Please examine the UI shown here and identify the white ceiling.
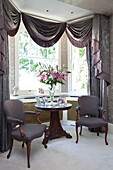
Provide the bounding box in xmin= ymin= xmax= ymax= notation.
xmin=11 ymin=0 xmax=113 ymax=22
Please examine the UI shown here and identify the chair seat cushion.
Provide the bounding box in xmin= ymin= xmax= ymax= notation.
xmin=76 ymin=117 xmax=107 ymax=128
xmin=11 ymin=124 xmax=46 ymax=142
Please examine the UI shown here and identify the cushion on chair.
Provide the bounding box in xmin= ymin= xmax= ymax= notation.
xmin=76 ymin=117 xmax=107 ymax=128
xmin=11 ymin=124 xmax=46 ymax=142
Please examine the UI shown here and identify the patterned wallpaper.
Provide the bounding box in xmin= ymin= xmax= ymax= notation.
xmin=9 ymin=36 xmax=15 ymax=94
xmin=108 ymin=15 xmax=113 ymax=123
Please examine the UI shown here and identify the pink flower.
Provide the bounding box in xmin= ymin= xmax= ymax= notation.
xmin=51 ymin=71 xmax=56 ymax=78
xmin=36 ymin=67 xmax=40 ymax=76
xmin=40 ymin=73 xmax=47 ymax=81
xmin=57 ymin=73 xmax=64 ymax=82
xmin=62 ymin=72 xmax=67 ymax=80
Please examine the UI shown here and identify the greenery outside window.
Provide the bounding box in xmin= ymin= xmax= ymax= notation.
xmin=68 ymin=42 xmax=88 ymax=96
xmin=15 ymin=26 xmax=60 ymax=95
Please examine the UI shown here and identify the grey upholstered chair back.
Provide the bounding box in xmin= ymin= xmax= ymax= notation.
xmin=78 ymin=95 xmax=100 ymax=117
xmin=4 ymin=99 xmax=25 ymax=128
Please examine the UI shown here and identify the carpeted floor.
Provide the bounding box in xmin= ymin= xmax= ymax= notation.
xmin=0 ymin=123 xmax=113 ymax=170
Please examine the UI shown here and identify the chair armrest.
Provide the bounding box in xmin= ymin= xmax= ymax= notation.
xmin=98 ymin=106 xmax=104 ymax=112
xmin=7 ymin=116 xmax=23 ymax=124
xmin=76 ymin=106 xmax=80 ymax=111
xmin=7 ymin=116 xmax=25 ymax=138
xmin=24 ymin=111 xmax=42 ymax=124
xmin=24 ymin=111 xmax=37 ymax=115
xmin=76 ymin=106 xmax=80 ymax=121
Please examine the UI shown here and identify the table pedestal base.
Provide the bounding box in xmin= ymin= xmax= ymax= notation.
xmin=44 ymin=111 xmax=72 ymax=143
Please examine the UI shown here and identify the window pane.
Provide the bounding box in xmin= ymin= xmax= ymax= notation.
xmin=48 ymin=46 xmax=56 ymax=59
xmin=19 ymin=58 xmax=29 ymax=73
xmin=18 ymin=30 xmax=59 ymax=92
xmin=39 ymin=48 xmax=47 ymax=58
xmin=72 ymin=47 xmax=88 ymax=95
xmin=19 ymin=31 xmax=29 ymax=57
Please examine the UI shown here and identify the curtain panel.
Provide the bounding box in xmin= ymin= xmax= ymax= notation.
xmin=92 ymin=14 xmax=110 ymax=85
xmin=0 ymin=0 xmax=20 ymax=152
xmin=0 ymin=0 xmax=21 ymax=75
xmin=66 ymin=18 xmax=93 ymax=48
xmin=22 ymin=13 xmax=66 ymax=47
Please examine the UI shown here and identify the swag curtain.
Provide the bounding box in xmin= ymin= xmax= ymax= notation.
xmin=66 ymin=18 xmax=93 ymax=48
xmin=22 ymin=13 xmax=66 ymax=47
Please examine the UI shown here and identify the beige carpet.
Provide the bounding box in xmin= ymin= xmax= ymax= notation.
xmin=0 ymin=123 xmax=113 ymax=170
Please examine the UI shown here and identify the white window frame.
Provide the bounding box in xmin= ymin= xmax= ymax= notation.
xmin=15 ymin=23 xmax=61 ymax=96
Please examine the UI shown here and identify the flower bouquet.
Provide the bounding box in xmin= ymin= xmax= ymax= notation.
xmin=36 ymin=63 xmax=71 ymax=102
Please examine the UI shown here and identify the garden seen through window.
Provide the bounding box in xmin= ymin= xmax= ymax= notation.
xmin=71 ymin=46 xmax=88 ymax=95
xmin=18 ymin=30 xmax=59 ymax=92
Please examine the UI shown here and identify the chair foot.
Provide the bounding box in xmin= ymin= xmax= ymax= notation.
xmin=22 ymin=142 xmax=24 ymax=148
xmin=79 ymin=126 xmax=82 ymax=136
xmin=105 ymin=141 xmax=108 ymax=145
xmin=105 ymin=125 xmax=108 ymax=145
xmin=76 ymin=140 xmax=78 ymax=144
xmin=96 ymin=128 xmax=99 ymax=136
xmin=43 ymin=130 xmax=48 ymax=149
xmin=76 ymin=124 xmax=79 ymax=144
xmin=97 ymin=132 xmax=99 ymax=136
xmin=7 ymin=139 xmax=13 ymax=159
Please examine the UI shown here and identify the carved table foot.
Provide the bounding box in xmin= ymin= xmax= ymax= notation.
xmin=42 ymin=111 xmax=72 ymax=143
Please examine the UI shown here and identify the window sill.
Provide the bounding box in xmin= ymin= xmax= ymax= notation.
xmin=10 ymin=93 xmax=78 ymax=103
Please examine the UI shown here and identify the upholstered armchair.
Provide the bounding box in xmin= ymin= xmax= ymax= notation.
xmin=4 ymin=99 xmax=47 ymax=168
xmin=75 ymin=95 xmax=108 ymax=145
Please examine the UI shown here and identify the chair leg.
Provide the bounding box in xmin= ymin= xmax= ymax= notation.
xmin=43 ymin=130 xmax=47 ymax=149
xmin=79 ymin=126 xmax=82 ymax=135
xmin=22 ymin=142 xmax=24 ymax=148
xmin=7 ymin=138 xmax=13 ymax=159
xmin=96 ymin=128 xmax=99 ymax=136
xmin=76 ymin=124 xmax=79 ymax=144
xmin=105 ymin=125 xmax=108 ymax=145
xmin=26 ymin=141 xmax=31 ymax=168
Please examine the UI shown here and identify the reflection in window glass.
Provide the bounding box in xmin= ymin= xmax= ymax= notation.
xmin=19 ymin=30 xmax=59 ymax=90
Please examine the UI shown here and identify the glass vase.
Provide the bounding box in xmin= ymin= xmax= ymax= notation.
xmin=49 ymin=85 xmax=55 ymax=103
